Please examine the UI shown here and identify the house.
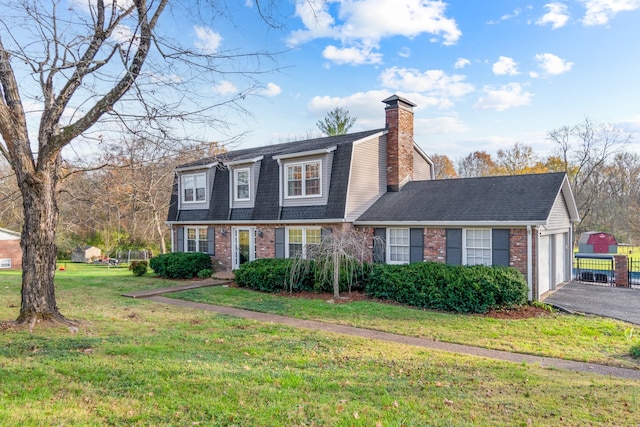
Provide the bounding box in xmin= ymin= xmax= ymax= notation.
xmin=71 ymin=246 xmax=102 ymax=263
xmin=167 ymin=95 xmax=580 ymax=301
xmin=0 ymin=227 xmax=21 ymax=269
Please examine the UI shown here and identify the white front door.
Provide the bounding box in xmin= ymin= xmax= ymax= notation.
xmin=232 ymin=227 xmax=255 ymax=270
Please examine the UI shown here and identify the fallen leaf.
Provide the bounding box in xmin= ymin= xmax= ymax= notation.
xmin=444 ymin=399 xmax=454 ymax=406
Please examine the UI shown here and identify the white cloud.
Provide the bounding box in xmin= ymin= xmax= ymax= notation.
xmin=288 ymin=0 xmax=461 ymax=49
xmin=398 ymin=47 xmax=411 ymax=58
xmin=194 ymin=25 xmax=222 ymax=54
xmin=473 ymin=83 xmax=532 ymax=111
xmin=454 ymin=57 xmax=470 ymax=69
xmin=534 ymin=53 xmax=573 ymax=75
xmin=379 ymin=67 xmax=474 ymax=100
xmin=492 ymin=56 xmax=520 ymax=76
xmin=322 ymin=45 xmax=383 ymax=65
xmin=415 ymin=116 xmax=470 ymax=134
xmin=487 ymin=8 xmax=522 ymax=24
xmin=536 ymin=2 xmax=570 ymax=29
xmin=258 ymin=83 xmax=282 ymax=97
xmin=579 ymin=0 xmax=640 ymax=25
xmin=213 ymin=80 xmax=237 ymax=95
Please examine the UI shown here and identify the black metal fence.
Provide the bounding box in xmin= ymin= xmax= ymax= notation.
xmin=572 ymin=254 xmax=640 ymax=289
xmin=629 ymin=258 xmax=640 ymax=289
xmin=573 ymin=255 xmax=615 ymax=286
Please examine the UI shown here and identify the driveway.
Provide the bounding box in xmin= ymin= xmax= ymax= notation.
xmin=543 ymin=282 xmax=640 ymax=325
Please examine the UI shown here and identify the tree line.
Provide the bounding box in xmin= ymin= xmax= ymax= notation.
xmin=432 ymin=118 xmax=637 ymax=243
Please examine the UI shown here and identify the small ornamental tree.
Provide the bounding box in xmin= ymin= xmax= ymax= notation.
xmin=290 ymin=228 xmax=379 ymax=299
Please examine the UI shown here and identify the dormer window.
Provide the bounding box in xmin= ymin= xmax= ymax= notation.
xmin=182 ymin=173 xmax=206 ymax=203
xmin=286 ymin=160 xmax=321 ymax=198
xmin=234 ymin=168 xmax=250 ymax=201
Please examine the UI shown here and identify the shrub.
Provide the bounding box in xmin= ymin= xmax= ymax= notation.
xmin=235 ymin=258 xmax=315 ymax=293
xmin=149 ymin=252 xmax=212 ymax=279
xmin=129 ymin=260 xmax=148 ymax=277
xmin=364 ymin=262 xmax=528 ymax=314
xmin=630 ymin=344 xmax=640 ymax=359
xmin=197 ymin=269 xmax=213 ymax=279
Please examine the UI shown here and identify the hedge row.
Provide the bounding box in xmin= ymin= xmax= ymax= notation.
xmin=363 ymin=262 xmax=528 ymax=313
xmin=234 ymin=258 xmax=366 ymax=294
xmin=149 ymin=252 xmax=212 ymax=279
xmin=235 ymin=258 xmax=528 ymax=313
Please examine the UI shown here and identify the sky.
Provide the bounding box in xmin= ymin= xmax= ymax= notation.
xmin=4 ymin=0 xmax=640 ymax=163
xmin=189 ymin=0 xmax=640 ymax=161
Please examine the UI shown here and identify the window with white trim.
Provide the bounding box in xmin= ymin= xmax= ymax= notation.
xmin=182 ymin=173 xmax=206 ymax=203
xmin=186 ymin=227 xmax=208 ymax=253
xmin=464 ymin=229 xmax=491 ymax=266
xmin=0 ymin=258 xmax=11 ymax=268
xmin=285 ymin=161 xmax=321 ymax=198
xmin=286 ymin=227 xmax=321 ymax=259
xmin=387 ymin=228 xmax=410 ymax=264
xmin=234 ymin=168 xmax=250 ymax=201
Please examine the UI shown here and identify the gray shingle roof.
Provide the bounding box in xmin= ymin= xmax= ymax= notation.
xmin=356 ymin=172 xmax=568 ymax=223
xmin=168 ymin=129 xmax=383 ymax=222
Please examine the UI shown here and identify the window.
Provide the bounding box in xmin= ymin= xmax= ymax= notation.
xmin=186 ymin=227 xmax=208 ymax=253
xmin=286 ymin=227 xmax=321 ymax=258
xmin=234 ymin=168 xmax=250 ymax=201
xmin=387 ymin=228 xmax=410 ymax=264
xmin=286 ymin=161 xmax=321 ymax=198
xmin=182 ymin=173 xmax=206 ymax=203
xmin=0 ymin=258 xmax=11 ymax=268
xmin=465 ymin=229 xmax=491 ymax=266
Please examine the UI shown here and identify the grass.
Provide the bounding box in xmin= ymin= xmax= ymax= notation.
xmin=0 ymin=265 xmax=639 ymax=426
xmin=171 ymin=285 xmax=640 ymax=369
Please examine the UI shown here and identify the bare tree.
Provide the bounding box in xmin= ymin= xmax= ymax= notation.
xmin=494 ymin=142 xmax=548 ymax=175
xmin=547 ymin=118 xmax=631 ymax=233
xmin=0 ymin=0 xmax=280 ymax=327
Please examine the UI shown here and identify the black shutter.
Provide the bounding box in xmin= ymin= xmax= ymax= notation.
xmin=492 ymin=229 xmax=510 ymax=267
xmin=176 ymin=227 xmax=184 ymax=253
xmin=275 ymin=228 xmax=285 ymax=259
xmin=373 ymin=228 xmax=386 ymax=263
xmin=446 ymin=228 xmax=462 ymax=265
xmin=410 ymin=228 xmax=424 ymax=263
xmin=207 ymin=227 xmax=215 ymax=255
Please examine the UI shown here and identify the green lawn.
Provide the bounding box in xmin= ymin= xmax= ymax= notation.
xmin=1 ymin=265 xmax=639 ymax=426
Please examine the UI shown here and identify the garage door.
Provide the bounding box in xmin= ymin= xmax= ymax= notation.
xmin=539 ymin=235 xmax=551 ymax=295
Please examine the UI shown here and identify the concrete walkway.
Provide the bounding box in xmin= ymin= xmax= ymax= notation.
xmin=122 ymin=281 xmax=640 ymax=381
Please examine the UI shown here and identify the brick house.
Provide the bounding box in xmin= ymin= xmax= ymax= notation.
xmin=0 ymin=227 xmax=22 ymax=270
xmin=167 ymin=95 xmax=579 ymax=301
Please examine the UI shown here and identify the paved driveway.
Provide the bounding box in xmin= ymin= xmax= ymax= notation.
xmin=543 ymin=282 xmax=640 ymax=325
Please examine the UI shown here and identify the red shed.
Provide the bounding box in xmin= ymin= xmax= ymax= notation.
xmin=578 ymin=232 xmax=618 ymax=254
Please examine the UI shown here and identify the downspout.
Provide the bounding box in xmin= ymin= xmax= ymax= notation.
xmin=527 ymin=225 xmax=533 ymax=301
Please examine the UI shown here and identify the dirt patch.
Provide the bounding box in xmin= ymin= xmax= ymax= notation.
xmin=478 ymin=304 xmax=554 ymax=320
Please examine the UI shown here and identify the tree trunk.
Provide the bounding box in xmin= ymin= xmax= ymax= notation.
xmin=153 ymin=209 xmax=167 ymax=254
xmin=15 ymin=158 xmax=69 ymax=325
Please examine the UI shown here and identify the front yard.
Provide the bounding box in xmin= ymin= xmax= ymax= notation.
xmin=1 ymin=265 xmax=639 ymax=426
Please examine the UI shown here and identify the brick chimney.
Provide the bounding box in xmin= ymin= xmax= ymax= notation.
xmin=383 ymin=95 xmax=416 ymax=192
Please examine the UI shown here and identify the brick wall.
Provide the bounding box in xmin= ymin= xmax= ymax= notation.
xmin=509 ymin=228 xmax=528 ymax=275
xmin=385 ymin=102 xmax=414 ymax=191
xmin=424 ymin=228 xmax=446 ymax=262
xmin=0 ymin=240 xmax=22 ymax=269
